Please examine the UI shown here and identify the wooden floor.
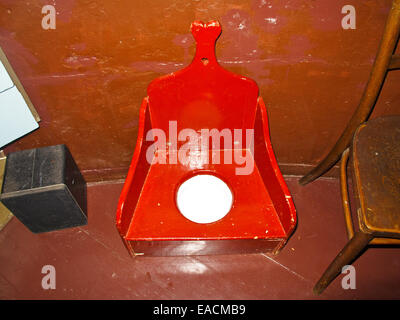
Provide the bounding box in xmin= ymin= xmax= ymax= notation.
xmin=0 ymin=176 xmax=399 ymax=300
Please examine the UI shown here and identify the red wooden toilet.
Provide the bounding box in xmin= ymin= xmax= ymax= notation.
xmin=116 ymin=21 xmax=296 ymax=256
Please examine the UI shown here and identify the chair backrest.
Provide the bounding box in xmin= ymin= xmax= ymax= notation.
xmin=147 ymin=21 xmax=259 ymax=135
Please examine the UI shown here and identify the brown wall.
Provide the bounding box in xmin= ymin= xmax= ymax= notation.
xmin=1 ymin=0 xmax=399 ymax=182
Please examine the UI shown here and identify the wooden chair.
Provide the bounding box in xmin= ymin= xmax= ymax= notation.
xmin=313 ymin=116 xmax=400 ymax=294
xmin=299 ymin=0 xmax=400 ymax=186
xmin=297 ymin=0 xmax=400 ymax=294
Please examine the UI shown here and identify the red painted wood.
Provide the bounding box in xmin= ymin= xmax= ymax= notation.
xmin=116 ymin=21 xmax=296 ymax=256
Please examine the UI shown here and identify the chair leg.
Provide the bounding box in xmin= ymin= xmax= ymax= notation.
xmin=313 ymin=231 xmax=373 ymax=295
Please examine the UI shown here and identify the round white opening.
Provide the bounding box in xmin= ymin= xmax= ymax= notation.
xmin=176 ymin=174 xmax=233 ymax=224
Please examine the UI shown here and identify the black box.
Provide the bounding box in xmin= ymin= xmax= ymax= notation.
xmin=0 ymin=145 xmax=87 ymax=233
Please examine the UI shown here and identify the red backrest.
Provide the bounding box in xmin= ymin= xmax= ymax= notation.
xmin=147 ymin=21 xmax=259 ymax=134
